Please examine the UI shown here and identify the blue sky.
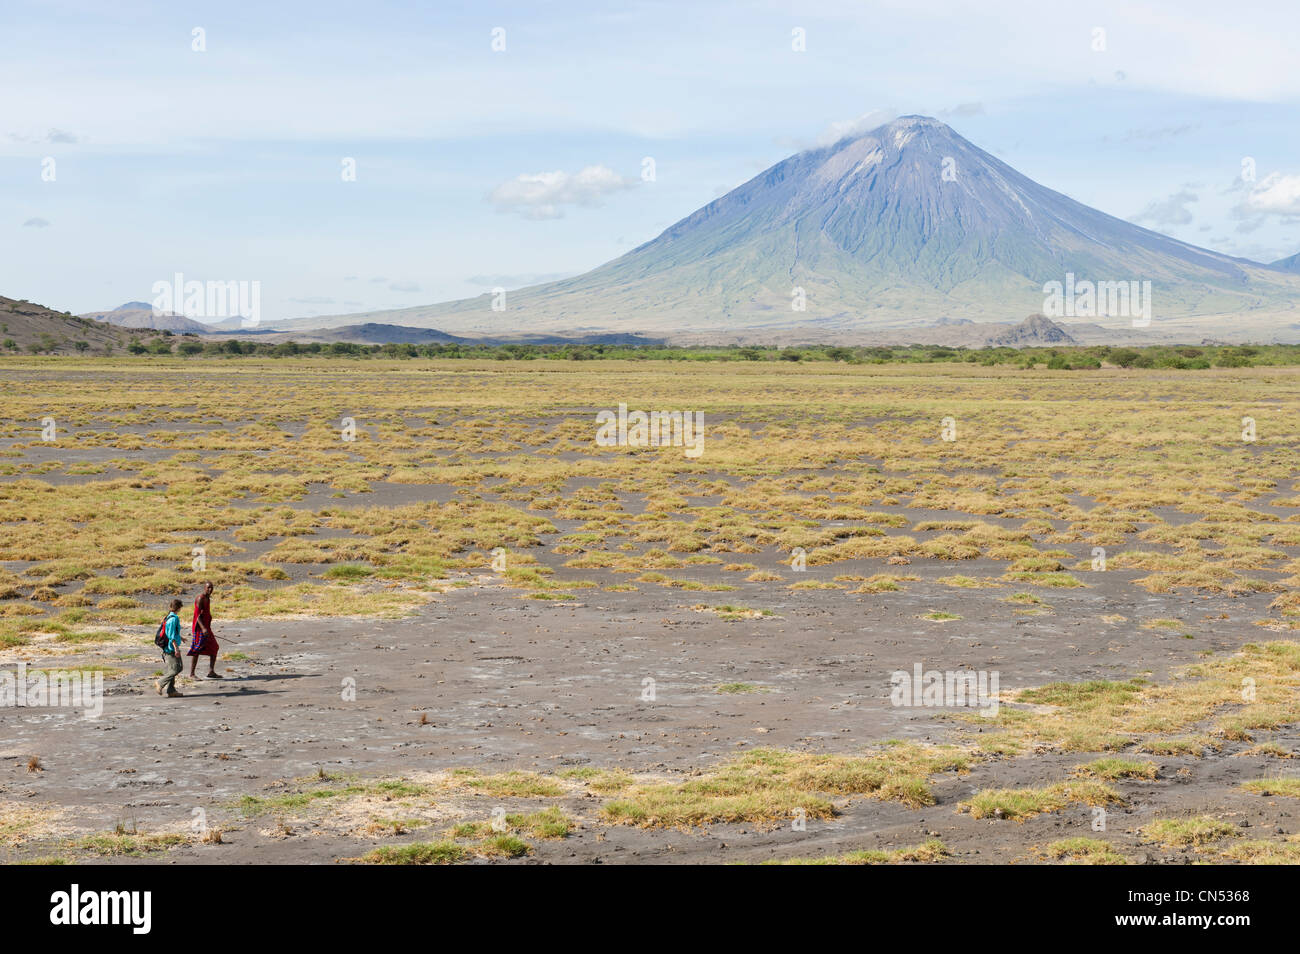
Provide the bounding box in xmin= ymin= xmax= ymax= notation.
xmin=3 ymin=0 xmax=1300 ymax=322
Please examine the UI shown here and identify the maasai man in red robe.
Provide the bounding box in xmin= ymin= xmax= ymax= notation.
xmin=187 ymin=581 xmax=221 ymax=679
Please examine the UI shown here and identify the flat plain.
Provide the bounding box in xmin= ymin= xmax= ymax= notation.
xmin=2 ymin=357 xmax=1299 ymax=865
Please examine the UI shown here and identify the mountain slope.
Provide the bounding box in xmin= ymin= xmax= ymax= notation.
xmin=274 ymin=115 xmax=1300 ymax=343
xmin=1271 ymin=251 xmax=1300 ymax=273
xmin=1 ymin=297 xmax=131 ymax=353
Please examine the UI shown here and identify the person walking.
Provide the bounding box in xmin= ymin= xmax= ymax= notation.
xmin=155 ymin=598 xmax=185 ymax=698
xmin=187 ymin=581 xmax=222 ymax=679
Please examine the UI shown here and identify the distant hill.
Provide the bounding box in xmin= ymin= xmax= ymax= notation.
xmin=734 ymin=314 xmax=1127 ymax=348
xmin=0 ymin=299 xmax=666 ymax=353
xmin=982 ymin=314 xmax=1078 ymax=348
xmin=214 ymin=322 xmax=664 ymax=347
xmin=302 ymin=323 xmax=466 ymax=345
xmin=203 ymin=316 xmax=258 ymax=332
xmin=265 ymin=115 xmax=1300 ymax=344
xmin=81 ymin=302 xmax=212 ymax=334
xmin=1271 ymin=252 xmax=1300 ymax=273
xmin=1 ymin=297 xmax=130 ymax=354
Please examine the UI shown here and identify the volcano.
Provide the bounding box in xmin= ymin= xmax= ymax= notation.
xmin=275 ymin=116 xmax=1300 ymax=343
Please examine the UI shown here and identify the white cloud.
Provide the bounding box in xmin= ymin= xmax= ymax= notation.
xmin=1241 ymin=173 xmax=1300 ymax=218
xmin=22 ymin=217 xmax=50 ymax=227
xmin=814 ymin=109 xmax=897 ymax=148
xmin=1133 ymin=189 xmax=1199 ymax=226
xmin=488 ymin=165 xmax=637 ymax=220
xmin=772 ymin=108 xmax=897 ymax=152
xmin=8 ymin=128 xmax=80 ymax=144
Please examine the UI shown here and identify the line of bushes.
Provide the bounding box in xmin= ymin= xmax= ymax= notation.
xmin=10 ymin=336 xmax=1295 ymax=368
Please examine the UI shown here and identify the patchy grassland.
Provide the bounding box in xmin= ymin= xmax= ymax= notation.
xmin=4 ymin=357 xmax=1300 ymax=864
xmin=3 ymin=358 xmax=1300 ymax=646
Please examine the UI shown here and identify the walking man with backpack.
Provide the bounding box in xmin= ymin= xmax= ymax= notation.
xmin=155 ymin=598 xmax=185 ymax=698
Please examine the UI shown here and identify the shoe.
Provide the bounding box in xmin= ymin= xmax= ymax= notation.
xmin=206 ymin=672 xmax=222 ymax=679
xmin=166 ymin=691 xmax=184 ymax=698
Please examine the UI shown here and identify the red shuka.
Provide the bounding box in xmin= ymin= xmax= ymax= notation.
xmin=187 ymin=592 xmax=218 ymax=657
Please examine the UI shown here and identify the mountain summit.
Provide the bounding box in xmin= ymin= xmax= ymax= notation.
xmin=279 ymin=116 xmax=1300 ymax=342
